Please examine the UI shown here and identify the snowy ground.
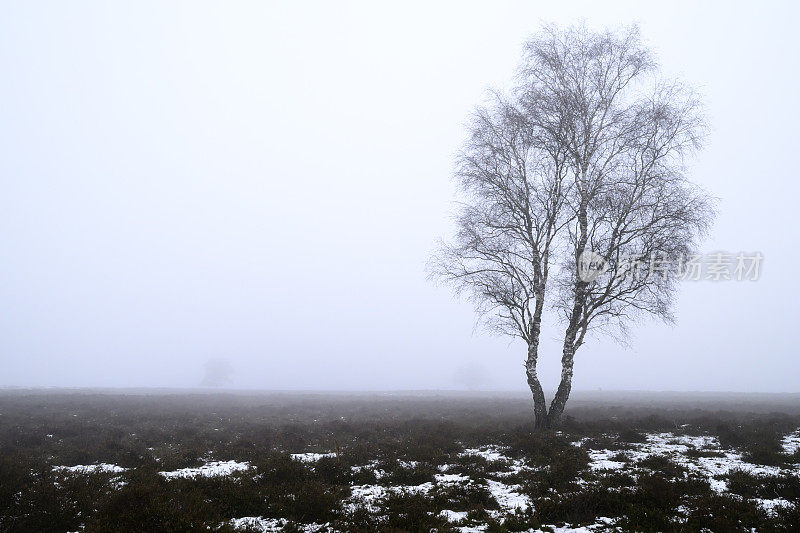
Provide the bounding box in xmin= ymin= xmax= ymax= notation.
xmin=577 ymin=432 xmax=795 ymax=492
xmin=783 ymin=429 xmax=800 ymax=455
xmin=237 ymin=430 xmax=798 ymax=532
xmin=50 ymin=429 xmax=800 ymax=532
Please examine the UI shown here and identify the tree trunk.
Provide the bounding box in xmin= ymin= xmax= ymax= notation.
xmin=525 ymin=292 xmax=548 ymax=429
xmin=525 ymin=343 xmax=548 ymax=429
xmin=547 ymin=334 xmax=576 ymax=428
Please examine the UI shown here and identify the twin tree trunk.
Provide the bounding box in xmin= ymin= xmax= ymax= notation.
xmin=526 ymin=203 xmax=587 ymax=429
xmin=525 ymin=336 xmax=576 ymax=429
xmin=524 ymin=290 xmax=581 ymax=429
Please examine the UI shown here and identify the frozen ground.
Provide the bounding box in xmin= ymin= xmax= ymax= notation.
xmin=157 ymin=429 xmax=799 ymax=531
xmin=6 ymin=392 xmax=800 ymax=531
xmin=50 ymin=429 xmax=800 ymax=531
xmin=577 ymin=432 xmax=796 ymax=493
xmin=783 ymin=429 xmax=800 ymax=455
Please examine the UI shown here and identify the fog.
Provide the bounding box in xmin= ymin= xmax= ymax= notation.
xmin=1 ymin=1 xmax=798 ymax=392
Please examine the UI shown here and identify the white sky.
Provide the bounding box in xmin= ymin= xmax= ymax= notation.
xmin=1 ymin=1 xmax=799 ymax=392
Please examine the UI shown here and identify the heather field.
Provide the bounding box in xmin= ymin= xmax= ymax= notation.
xmin=1 ymin=391 xmax=799 ymax=532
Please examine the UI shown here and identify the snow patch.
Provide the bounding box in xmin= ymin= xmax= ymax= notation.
xmin=53 ymin=463 xmax=127 ymax=474
xmin=534 ymin=516 xmax=617 ymax=532
xmin=782 ymin=430 xmax=800 ymax=456
xmin=579 ymin=432 xmax=796 ymax=493
xmin=755 ymin=497 xmax=795 ymax=515
xmin=436 ymin=473 xmax=471 ymax=484
xmin=486 ymin=479 xmax=531 ymax=513
xmin=291 ymin=452 xmax=336 ymax=463
xmin=227 ymin=517 xmax=328 ymax=532
xmin=461 ymin=445 xmax=508 ymax=462
xmin=440 ymin=509 xmax=469 ymax=523
xmin=345 ymin=481 xmax=435 ymax=513
xmin=460 ymin=445 xmax=530 ymax=477
xmin=586 ymin=449 xmax=626 ymax=471
xmin=159 ymin=460 xmax=250 ymax=479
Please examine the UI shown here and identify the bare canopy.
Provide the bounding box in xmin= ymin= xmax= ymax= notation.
xmin=430 ymin=24 xmax=713 ymax=428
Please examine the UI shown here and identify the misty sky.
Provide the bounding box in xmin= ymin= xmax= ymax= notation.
xmin=1 ymin=1 xmax=799 ymax=392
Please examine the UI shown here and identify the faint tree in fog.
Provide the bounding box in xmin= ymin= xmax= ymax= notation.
xmin=431 ymin=24 xmax=713 ymax=428
xmin=201 ymin=358 xmax=234 ymax=387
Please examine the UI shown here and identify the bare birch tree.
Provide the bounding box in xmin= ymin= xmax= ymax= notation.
xmin=431 ymin=24 xmax=713 ymax=429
